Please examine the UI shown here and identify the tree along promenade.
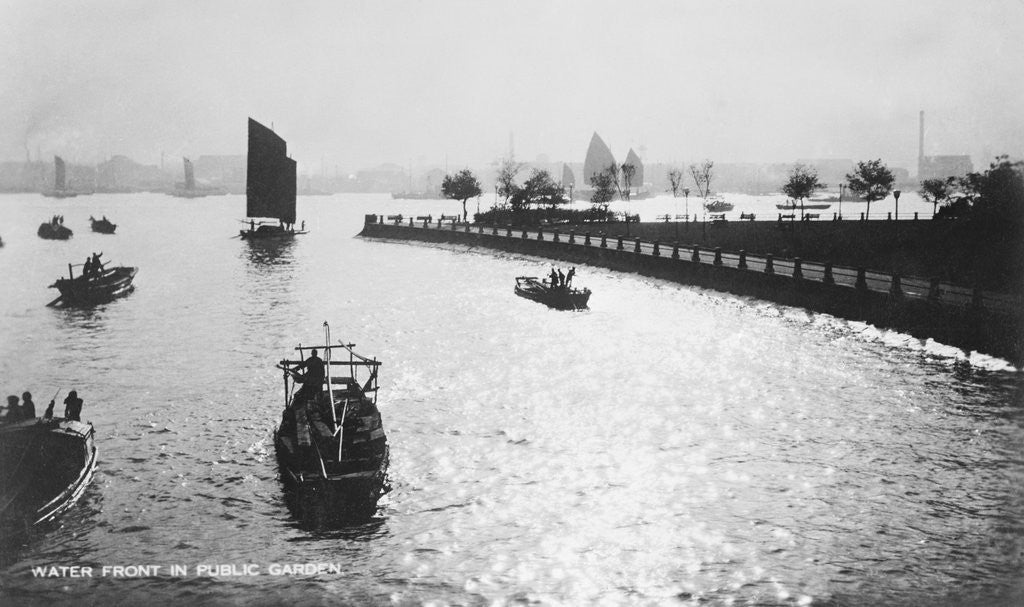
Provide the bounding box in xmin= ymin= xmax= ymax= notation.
xmin=361 ymin=215 xmax=1024 ymax=367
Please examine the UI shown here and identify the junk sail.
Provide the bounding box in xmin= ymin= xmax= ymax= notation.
xmin=183 ymin=157 xmax=196 ymax=191
xmin=55 ymin=156 xmax=67 ymax=191
xmin=247 ymin=118 xmax=297 ymax=225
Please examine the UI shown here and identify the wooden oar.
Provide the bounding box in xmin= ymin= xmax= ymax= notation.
xmin=45 ymin=295 xmax=64 ymax=307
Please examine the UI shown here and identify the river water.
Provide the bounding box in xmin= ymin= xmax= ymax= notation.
xmin=1 ymin=193 xmax=1022 ymax=606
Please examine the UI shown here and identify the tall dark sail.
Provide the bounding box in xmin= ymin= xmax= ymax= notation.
xmin=246 ymin=118 xmax=297 ymax=224
xmin=183 ymin=157 xmax=196 ymax=191
xmin=54 ymin=156 xmax=67 ymax=191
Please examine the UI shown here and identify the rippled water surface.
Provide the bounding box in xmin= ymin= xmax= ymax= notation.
xmin=1 ymin=193 xmax=1023 ymax=606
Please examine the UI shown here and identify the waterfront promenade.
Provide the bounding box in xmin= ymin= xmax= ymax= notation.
xmin=361 ymin=215 xmax=1023 ymax=366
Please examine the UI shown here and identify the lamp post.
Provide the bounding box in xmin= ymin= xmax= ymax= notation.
xmin=893 ymin=189 xmax=901 ymax=238
xmin=683 ymin=187 xmax=690 ymax=221
xmin=838 ymin=184 xmax=845 ymax=220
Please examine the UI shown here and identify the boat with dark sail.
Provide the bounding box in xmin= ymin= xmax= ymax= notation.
xmin=515 ymin=276 xmax=591 ymax=310
xmin=48 ymin=258 xmax=137 ymax=307
xmin=38 ymin=217 xmax=73 ymax=240
xmin=0 ymin=416 xmax=98 ymax=531
xmin=41 ymin=156 xmax=78 ymax=198
xmin=240 ymin=118 xmax=306 ymax=239
xmin=89 ymin=215 xmax=117 ymax=234
xmin=274 ymin=323 xmax=389 ymax=526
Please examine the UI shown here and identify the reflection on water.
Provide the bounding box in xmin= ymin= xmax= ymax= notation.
xmin=0 ymin=193 xmax=1022 ymax=606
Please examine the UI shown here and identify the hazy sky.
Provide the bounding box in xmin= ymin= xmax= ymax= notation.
xmin=2 ymin=0 xmax=1022 ymax=173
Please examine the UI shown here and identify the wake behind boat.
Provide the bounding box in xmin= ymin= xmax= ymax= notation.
xmin=48 ymin=257 xmax=137 ymax=307
xmin=274 ymin=324 xmax=389 ymax=526
xmin=515 ymin=276 xmax=591 ymax=310
xmin=239 ymin=118 xmax=307 ymax=240
xmin=0 ymin=417 xmax=98 ymax=531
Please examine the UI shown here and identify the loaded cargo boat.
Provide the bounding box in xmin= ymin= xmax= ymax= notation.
xmin=274 ymin=323 xmax=389 ymax=526
xmin=239 ymin=118 xmax=307 ymax=240
xmin=515 ymin=276 xmax=591 ymax=310
xmin=0 ymin=417 xmax=98 ymax=531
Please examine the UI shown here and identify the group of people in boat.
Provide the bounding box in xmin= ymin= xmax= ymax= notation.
xmin=546 ymin=266 xmax=577 ymax=290
xmin=1 ymin=390 xmax=84 ymax=423
xmin=80 ymin=252 xmax=105 ymax=279
xmin=50 ymin=215 xmax=65 ymax=226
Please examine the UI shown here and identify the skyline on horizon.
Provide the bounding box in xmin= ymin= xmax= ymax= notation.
xmin=2 ymin=1 xmax=1022 ymax=174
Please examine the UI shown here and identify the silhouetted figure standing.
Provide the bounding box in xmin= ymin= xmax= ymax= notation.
xmin=4 ymin=395 xmax=20 ymax=422
xmin=91 ymin=252 xmax=103 ymax=275
xmin=21 ymin=391 xmax=35 ymax=418
xmin=566 ymin=267 xmax=575 ymax=288
xmin=44 ymin=399 xmax=55 ymax=419
xmin=549 ymin=268 xmax=558 ymax=288
xmin=558 ymin=269 xmax=566 ymax=288
xmin=64 ymin=390 xmax=83 ymax=421
xmin=293 ymin=349 xmax=326 ymax=406
xmin=83 ymin=257 xmax=93 ymax=279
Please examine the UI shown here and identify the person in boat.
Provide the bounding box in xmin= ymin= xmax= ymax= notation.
xmin=250 ymin=219 xmax=255 ymax=232
xmin=82 ymin=256 xmax=93 ymax=279
xmin=21 ymin=391 xmax=35 ymax=418
xmin=557 ymin=268 xmax=566 ymax=288
xmin=291 ymin=349 xmax=325 ymax=406
xmin=301 ymin=220 xmax=305 ymax=231
xmin=566 ymin=267 xmax=575 ymax=288
xmin=63 ymin=390 xmax=83 ymax=421
xmin=549 ymin=268 xmax=558 ymax=288
xmin=44 ymin=398 xmax=55 ymax=419
xmin=3 ymin=395 xmax=21 ymax=422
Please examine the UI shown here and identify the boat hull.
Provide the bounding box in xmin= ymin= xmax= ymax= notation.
xmin=38 ymin=224 xmax=73 ymax=240
xmin=274 ymin=392 xmax=389 ymax=527
xmin=514 ymin=277 xmax=591 ymax=310
xmin=0 ymin=419 xmax=98 ymax=529
xmin=239 ymin=228 xmax=306 ymax=240
xmin=50 ymin=266 xmax=137 ymax=307
xmin=776 ymin=203 xmax=831 ymax=210
xmin=90 ymin=220 xmax=117 ymax=234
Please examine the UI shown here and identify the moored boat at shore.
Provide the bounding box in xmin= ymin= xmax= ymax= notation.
xmin=776 ymin=201 xmax=831 ymax=210
xmin=514 ymin=276 xmax=591 ymax=310
xmin=0 ymin=417 xmax=98 ymax=530
xmin=274 ymin=324 xmax=389 ymax=526
xmin=48 ymin=259 xmax=137 ymax=307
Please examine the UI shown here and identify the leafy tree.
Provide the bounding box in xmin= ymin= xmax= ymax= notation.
xmin=496 ymin=158 xmax=524 ymax=207
xmin=689 ymin=159 xmax=714 ymax=200
xmin=918 ymin=176 xmax=957 ymax=217
xmin=781 ymin=164 xmax=824 ymax=220
xmin=520 ymin=169 xmax=567 ymax=209
xmin=589 ymin=164 xmax=617 ymax=211
xmin=846 ymin=159 xmax=894 ymax=219
xmin=441 ymin=169 xmax=482 ymax=221
xmin=957 ymin=155 xmax=1024 ymax=226
xmin=667 ymin=167 xmax=684 ymax=197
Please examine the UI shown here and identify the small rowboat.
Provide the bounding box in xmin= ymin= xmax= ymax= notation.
xmin=515 ymin=276 xmax=591 ymax=310
xmin=38 ymin=222 xmax=73 ymax=240
xmin=0 ymin=418 xmax=98 ymax=529
xmin=90 ymin=216 xmax=117 ymax=234
xmin=48 ymin=263 xmax=137 ymax=307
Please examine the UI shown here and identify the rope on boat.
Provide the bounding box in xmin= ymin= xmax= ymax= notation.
xmin=323 ymin=322 xmax=343 ymax=462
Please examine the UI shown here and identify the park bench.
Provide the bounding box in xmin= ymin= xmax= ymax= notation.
xmin=803 ymin=213 xmax=820 ymax=221
xmin=656 ymin=214 xmax=672 ymax=222
xmin=386 ymin=214 xmax=403 ymax=223
xmin=414 ymin=215 xmax=432 ymax=222
xmin=710 ymin=213 xmax=727 ymax=222
xmin=778 ymin=214 xmax=795 ymax=221
xmin=439 ymin=214 xmax=459 ymax=223
xmin=675 ymin=214 xmax=689 ymax=221
xmin=740 ymin=212 xmax=756 ymax=221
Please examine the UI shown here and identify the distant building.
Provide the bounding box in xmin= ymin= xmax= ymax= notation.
xmin=918 ymin=155 xmax=973 ymax=181
xmin=195 ymin=155 xmax=246 ymax=192
xmin=918 ymin=110 xmax=973 ymax=180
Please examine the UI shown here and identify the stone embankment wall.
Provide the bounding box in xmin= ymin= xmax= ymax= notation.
xmin=360 ymin=215 xmax=1023 ymax=367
